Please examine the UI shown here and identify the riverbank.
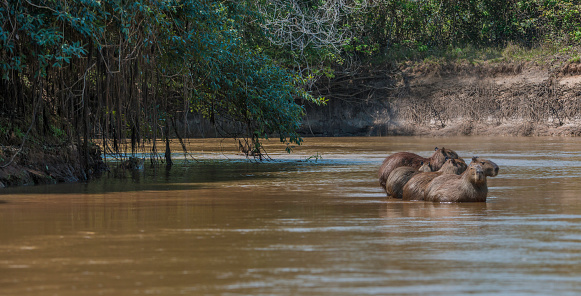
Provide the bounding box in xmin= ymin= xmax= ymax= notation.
xmin=0 ymin=144 xmax=106 ymax=188
xmin=300 ymin=55 xmax=581 ymax=137
xmin=170 ymin=50 xmax=581 ymax=138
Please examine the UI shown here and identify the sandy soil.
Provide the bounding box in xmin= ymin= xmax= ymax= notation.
xmin=302 ymin=61 xmax=581 ymax=137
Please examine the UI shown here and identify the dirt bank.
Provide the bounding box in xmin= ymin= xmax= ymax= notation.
xmin=300 ymin=61 xmax=581 ymax=137
xmin=167 ymin=60 xmax=581 ymax=138
xmin=0 ymin=144 xmax=107 ymax=188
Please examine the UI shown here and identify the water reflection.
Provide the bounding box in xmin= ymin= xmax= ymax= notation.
xmin=383 ymin=201 xmax=489 ymax=218
xmin=2 ymin=137 xmax=581 ymax=295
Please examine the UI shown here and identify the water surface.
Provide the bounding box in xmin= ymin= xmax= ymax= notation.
xmin=2 ymin=136 xmax=581 ymax=295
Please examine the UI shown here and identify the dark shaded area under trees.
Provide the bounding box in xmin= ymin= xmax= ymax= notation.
xmin=0 ymin=0 xmax=323 ymax=181
xmin=1 ymin=0 xmax=580 ymax=184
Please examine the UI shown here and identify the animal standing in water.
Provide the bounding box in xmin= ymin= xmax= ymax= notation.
xmin=424 ymin=157 xmax=499 ymax=201
xmin=378 ymin=147 xmax=460 ymax=193
xmin=425 ymin=163 xmax=488 ymax=202
xmin=402 ymin=158 xmax=469 ymax=201
xmin=385 ymin=162 xmax=432 ymax=199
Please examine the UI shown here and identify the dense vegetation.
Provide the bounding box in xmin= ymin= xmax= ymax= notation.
xmin=1 ymin=0 xmax=580 ymax=174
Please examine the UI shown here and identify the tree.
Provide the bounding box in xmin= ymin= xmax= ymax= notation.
xmin=0 ymin=0 xmax=325 ymax=171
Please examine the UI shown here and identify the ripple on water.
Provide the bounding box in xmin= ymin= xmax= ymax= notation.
xmin=3 ymin=137 xmax=581 ymax=296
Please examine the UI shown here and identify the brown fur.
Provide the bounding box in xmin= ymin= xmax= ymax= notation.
xmin=378 ymin=147 xmax=459 ymax=191
xmin=439 ymin=158 xmax=467 ymax=174
xmin=424 ymin=157 xmax=499 ymax=200
xmin=418 ymin=162 xmax=433 ymax=172
xmin=386 ymin=167 xmax=419 ymax=199
xmin=402 ymin=158 xmax=467 ymax=201
xmin=425 ymin=164 xmax=488 ymax=202
xmin=385 ymin=162 xmax=432 ymax=198
xmin=471 ymin=157 xmax=499 ymax=177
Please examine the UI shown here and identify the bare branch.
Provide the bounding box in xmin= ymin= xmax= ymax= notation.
xmin=258 ymin=0 xmax=375 ymax=54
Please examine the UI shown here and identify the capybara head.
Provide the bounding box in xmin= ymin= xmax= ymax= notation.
xmin=429 ymin=147 xmax=460 ymax=171
xmin=466 ymin=164 xmax=487 ymax=185
xmin=440 ymin=147 xmax=459 ymax=159
xmin=418 ymin=161 xmax=432 ymax=172
xmin=470 ymin=157 xmax=499 ymax=177
xmin=439 ymin=158 xmax=467 ymax=175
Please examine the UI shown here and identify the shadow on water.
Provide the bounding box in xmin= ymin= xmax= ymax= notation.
xmin=0 ymin=159 xmax=339 ymax=196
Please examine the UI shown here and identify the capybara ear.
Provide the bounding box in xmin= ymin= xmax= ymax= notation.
xmin=472 ymin=156 xmax=478 ymax=162
xmin=434 ymin=147 xmax=439 ymax=151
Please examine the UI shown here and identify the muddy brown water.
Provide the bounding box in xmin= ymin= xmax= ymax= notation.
xmin=2 ymin=137 xmax=581 ymax=295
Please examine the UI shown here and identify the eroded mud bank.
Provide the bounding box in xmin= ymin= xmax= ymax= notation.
xmin=300 ymin=62 xmax=581 ymax=137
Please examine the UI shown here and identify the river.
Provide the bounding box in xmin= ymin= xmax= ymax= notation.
xmin=1 ymin=136 xmax=581 ymax=295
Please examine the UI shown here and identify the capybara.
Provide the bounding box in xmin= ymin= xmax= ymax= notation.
xmin=471 ymin=156 xmax=499 ymax=177
xmin=385 ymin=162 xmax=432 ymax=198
xmin=439 ymin=158 xmax=468 ymax=175
xmin=378 ymin=147 xmax=460 ymax=191
xmin=424 ymin=157 xmax=499 ymax=200
xmin=425 ymin=163 xmax=488 ymax=202
xmin=418 ymin=162 xmax=433 ymax=173
xmin=402 ymin=158 xmax=468 ymax=201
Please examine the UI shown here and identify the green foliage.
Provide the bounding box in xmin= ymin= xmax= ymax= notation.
xmin=0 ymin=0 xmax=325 ymax=156
xmin=191 ymin=46 xmax=323 ymax=147
xmin=50 ymin=125 xmax=65 ymax=138
xmin=344 ymin=37 xmax=381 ymax=56
xmin=0 ymin=0 xmax=94 ymax=78
xmin=306 ymin=152 xmax=323 ymax=162
xmin=341 ymin=0 xmax=581 ymax=62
